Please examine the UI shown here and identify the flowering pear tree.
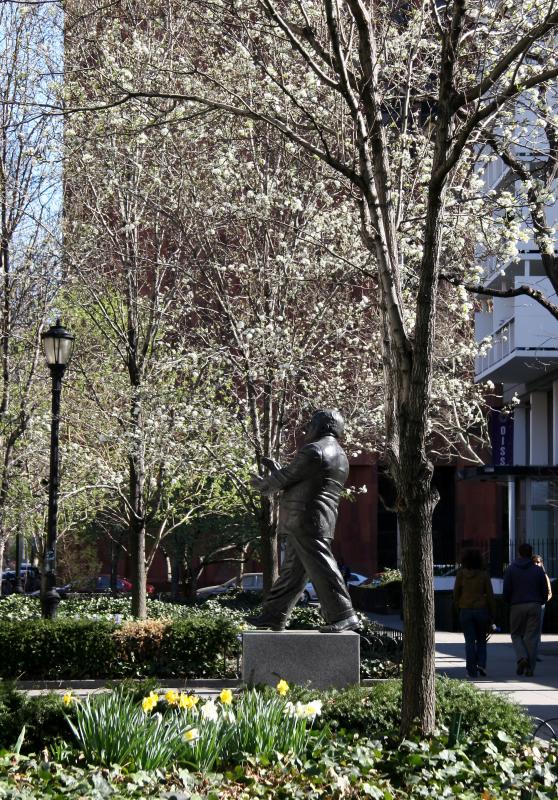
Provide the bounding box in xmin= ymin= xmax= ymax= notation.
xmin=178 ymin=119 xmax=384 ymax=588
xmin=62 ymin=94 xmax=256 ymax=617
xmin=0 ymin=1 xmax=62 ymax=586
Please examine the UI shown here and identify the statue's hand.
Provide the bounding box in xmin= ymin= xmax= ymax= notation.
xmin=250 ymin=474 xmax=267 ymax=492
xmin=261 ymin=456 xmax=281 ymax=472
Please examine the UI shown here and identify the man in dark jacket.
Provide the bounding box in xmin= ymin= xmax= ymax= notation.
xmin=503 ymin=542 xmax=549 ymax=676
xmin=248 ymin=409 xmax=360 ymax=633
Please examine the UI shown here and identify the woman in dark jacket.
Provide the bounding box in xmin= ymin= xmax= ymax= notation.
xmin=453 ymin=549 xmax=495 ymax=678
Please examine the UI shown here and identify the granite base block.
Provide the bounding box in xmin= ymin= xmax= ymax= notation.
xmin=242 ymin=630 xmax=360 ymax=689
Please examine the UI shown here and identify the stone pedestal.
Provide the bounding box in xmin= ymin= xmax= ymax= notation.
xmin=242 ymin=630 xmax=360 ymax=689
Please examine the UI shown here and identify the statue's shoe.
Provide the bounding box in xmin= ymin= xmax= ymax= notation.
xmin=319 ymin=614 xmax=361 ymax=633
xmin=246 ymin=614 xmax=286 ymax=632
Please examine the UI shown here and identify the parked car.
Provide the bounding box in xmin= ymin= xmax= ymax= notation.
xmin=197 ymin=570 xmax=368 ymax=604
xmin=196 ymin=572 xmax=264 ymax=599
xmin=300 ymin=571 xmax=369 ymax=604
xmin=83 ymin=575 xmax=155 ymax=594
xmin=1 ymin=565 xmax=41 ymax=595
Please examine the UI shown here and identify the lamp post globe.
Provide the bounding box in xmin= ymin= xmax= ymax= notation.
xmin=41 ymin=319 xmax=74 ymax=619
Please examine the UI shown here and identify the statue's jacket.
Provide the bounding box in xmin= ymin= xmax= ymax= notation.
xmin=261 ymin=435 xmax=349 ymax=539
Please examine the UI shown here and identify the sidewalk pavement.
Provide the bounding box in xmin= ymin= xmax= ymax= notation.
xmin=369 ymin=612 xmax=558 ymax=724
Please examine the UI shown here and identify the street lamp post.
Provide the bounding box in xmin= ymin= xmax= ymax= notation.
xmin=41 ymin=319 xmax=74 ymax=620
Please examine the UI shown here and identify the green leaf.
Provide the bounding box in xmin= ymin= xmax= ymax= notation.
xmin=361 ymin=783 xmax=386 ymax=798
xmin=14 ymin=726 xmax=26 ymax=755
xmin=496 ymin=730 xmax=512 ymax=743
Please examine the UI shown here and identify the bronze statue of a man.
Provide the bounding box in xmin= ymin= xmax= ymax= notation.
xmin=248 ymin=409 xmax=360 ymax=633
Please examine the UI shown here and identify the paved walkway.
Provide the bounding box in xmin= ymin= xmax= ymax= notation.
xmin=369 ymin=612 xmax=558 ymax=724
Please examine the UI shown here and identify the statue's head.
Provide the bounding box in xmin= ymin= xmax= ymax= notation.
xmin=304 ymin=409 xmax=344 ymax=442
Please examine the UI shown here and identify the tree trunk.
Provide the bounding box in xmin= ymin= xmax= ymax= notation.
xmin=181 ymin=544 xmax=198 ymax=601
xmin=130 ymin=513 xmax=146 ymax=618
xmin=398 ymin=479 xmax=437 ymax=735
xmin=237 ymin=542 xmax=249 ymax=579
xmin=0 ymin=537 xmax=5 ymax=596
xmin=186 ymin=571 xmax=198 ymax=601
xmin=110 ymin=537 xmax=119 ymax=596
xmin=259 ymin=495 xmax=278 ymax=594
xmin=170 ymin=549 xmax=182 ymax=601
xmin=129 ymin=438 xmax=147 ymax=618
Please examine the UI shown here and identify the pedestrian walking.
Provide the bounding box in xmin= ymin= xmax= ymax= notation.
xmin=503 ymin=543 xmax=549 ymax=677
xmin=532 ymin=554 xmax=553 ymax=662
xmin=453 ymin=548 xmax=495 ymax=678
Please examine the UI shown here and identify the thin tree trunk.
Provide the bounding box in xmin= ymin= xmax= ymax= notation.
xmin=182 ymin=544 xmax=197 ymax=601
xmin=129 ymin=443 xmax=147 ymax=618
xmin=130 ymin=513 xmax=146 ymax=618
xmin=110 ymin=537 xmax=119 ymax=596
xmin=170 ymin=548 xmax=182 ymax=601
xmin=237 ymin=542 xmax=249 ymax=579
xmin=259 ymin=495 xmax=278 ymax=594
xmin=0 ymin=537 xmax=5 ymax=596
xmin=398 ymin=476 xmax=437 ymax=735
xmin=186 ymin=571 xmax=198 ymax=601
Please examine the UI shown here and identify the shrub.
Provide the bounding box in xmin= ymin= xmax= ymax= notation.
xmin=0 ymin=619 xmax=116 ymax=679
xmin=111 ymin=619 xmax=170 ymax=676
xmin=157 ymin=615 xmax=241 ymax=678
xmin=0 ymin=683 xmax=77 ymax=755
xmin=0 ymin=615 xmax=241 ymax=679
xmin=0 ymin=593 xmax=248 ymax=625
xmin=435 ymin=677 xmax=532 ymax=742
xmin=0 ymin=682 xmax=24 ymax=750
xmin=288 ymin=677 xmax=532 ymax=744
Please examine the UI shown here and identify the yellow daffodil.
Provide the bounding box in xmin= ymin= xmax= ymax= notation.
xmin=62 ymin=692 xmax=73 ymax=706
xmin=141 ymin=691 xmax=159 ymax=713
xmin=165 ymin=689 xmax=179 ymax=706
xmin=179 ymin=693 xmax=199 ymax=710
xmin=276 ymin=679 xmax=289 ymax=696
xmin=219 ymin=688 xmax=233 ymax=705
xmin=184 ymin=727 xmax=199 ymax=742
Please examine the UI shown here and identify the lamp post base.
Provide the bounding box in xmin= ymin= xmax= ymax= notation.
xmin=41 ymin=588 xmax=61 ymax=620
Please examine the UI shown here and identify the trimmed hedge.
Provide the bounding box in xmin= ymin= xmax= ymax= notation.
xmin=0 ymin=615 xmax=241 ymax=680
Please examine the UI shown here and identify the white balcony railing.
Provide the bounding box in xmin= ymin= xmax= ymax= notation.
xmin=475 ymin=317 xmax=515 ymax=376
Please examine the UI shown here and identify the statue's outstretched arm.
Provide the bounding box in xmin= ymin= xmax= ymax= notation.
xmin=250 ymin=444 xmax=321 ymax=496
xmin=260 ymin=456 xmax=282 ymax=473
